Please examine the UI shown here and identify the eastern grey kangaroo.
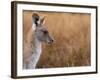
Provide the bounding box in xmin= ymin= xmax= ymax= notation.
xmin=23 ymin=13 xmax=54 ymax=69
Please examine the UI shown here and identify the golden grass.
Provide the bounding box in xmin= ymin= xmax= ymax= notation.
xmin=23 ymin=11 xmax=91 ymax=68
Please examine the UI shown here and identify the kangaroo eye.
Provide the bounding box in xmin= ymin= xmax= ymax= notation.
xmin=43 ymin=31 xmax=48 ymax=34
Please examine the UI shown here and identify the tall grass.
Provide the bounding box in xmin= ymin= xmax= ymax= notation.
xmin=23 ymin=11 xmax=91 ymax=68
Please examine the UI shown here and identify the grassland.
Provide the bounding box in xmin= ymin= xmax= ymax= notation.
xmin=23 ymin=11 xmax=91 ymax=68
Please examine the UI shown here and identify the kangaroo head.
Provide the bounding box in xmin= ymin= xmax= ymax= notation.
xmin=32 ymin=13 xmax=54 ymax=44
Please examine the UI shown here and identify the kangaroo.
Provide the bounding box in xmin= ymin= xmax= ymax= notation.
xmin=23 ymin=13 xmax=54 ymax=69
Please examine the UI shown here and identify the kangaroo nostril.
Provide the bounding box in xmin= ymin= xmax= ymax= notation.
xmin=51 ymin=39 xmax=54 ymax=43
xmin=52 ymin=39 xmax=53 ymax=42
xmin=48 ymin=39 xmax=54 ymax=44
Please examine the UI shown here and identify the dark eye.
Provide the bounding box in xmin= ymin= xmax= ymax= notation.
xmin=43 ymin=31 xmax=48 ymax=34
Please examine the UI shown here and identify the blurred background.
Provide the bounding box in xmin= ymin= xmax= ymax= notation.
xmin=23 ymin=11 xmax=91 ymax=68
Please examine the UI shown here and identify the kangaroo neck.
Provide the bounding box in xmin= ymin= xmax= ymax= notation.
xmin=34 ymin=36 xmax=42 ymax=54
xmin=26 ymin=31 xmax=42 ymax=69
xmin=32 ymin=23 xmax=42 ymax=54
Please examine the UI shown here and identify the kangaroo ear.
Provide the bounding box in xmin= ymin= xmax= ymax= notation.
xmin=32 ymin=13 xmax=39 ymax=30
xmin=40 ymin=17 xmax=45 ymax=24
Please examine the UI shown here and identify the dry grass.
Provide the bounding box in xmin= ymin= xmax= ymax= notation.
xmin=23 ymin=11 xmax=91 ymax=68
